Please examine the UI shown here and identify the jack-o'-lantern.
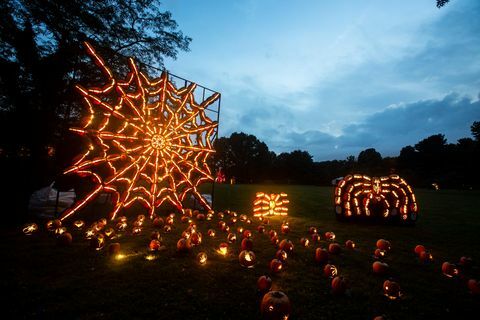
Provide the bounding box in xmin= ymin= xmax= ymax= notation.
xmin=311 ymin=233 xmax=321 ymax=243
xmin=90 ymin=233 xmax=105 ymax=250
xmin=383 ymin=280 xmax=401 ymax=299
xmin=243 ymin=229 xmax=252 ymax=239
xmin=260 ymin=291 xmax=291 ymax=320
xmin=241 ymin=238 xmax=254 ymax=251
xmin=279 ymin=239 xmax=294 ymax=253
xmin=376 ymin=239 xmax=391 ymax=251
xmin=419 ymin=250 xmax=433 ymax=263
xmin=308 ymin=226 xmax=317 ymax=234
xmin=163 ymin=225 xmax=172 ymax=233
xmin=270 ymin=259 xmax=283 ymax=273
xmin=300 ymin=237 xmax=310 ymax=247
xmin=207 ymin=229 xmax=216 ymax=237
xmin=324 ymin=231 xmax=336 ymax=241
xmin=324 ymin=264 xmax=338 ymax=278
xmin=149 ymin=239 xmax=161 ymax=251
xmin=218 ymin=242 xmax=228 ymax=256
xmin=257 ymin=225 xmax=265 ymax=234
xmin=22 ymin=223 xmax=38 ymax=235
xmin=345 ymin=240 xmax=355 ymax=249
xmin=176 ymin=238 xmax=191 ymax=252
xmin=190 ymin=232 xmax=202 ymax=245
xmin=197 ymin=252 xmax=207 ymax=265
xmin=73 ymin=220 xmax=85 ymax=230
xmin=414 ymin=245 xmax=425 ymax=256
xmin=281 ymin=222 xmax=289 ymax=234
xmin=239 ymin=250 xmax=256 ymax=268
xmin=257 ymin=275 xmax=272 ymax=292
xmin=374 ymin=248 xmax=387 ymax=258
xmin=442 ymin=262 xmax=459 ymax=277
xmin=315 ymin=248 xmax=329 ymax=264
xmin=227 ymin=233 xmax=237 ymax=243
xmin=153 ymin=217 xmax=164 ymax=228
xmin=46 ymin=219 xmax=62 ymax=231
xmin=275 ymin=249 xmax=288 ymax=262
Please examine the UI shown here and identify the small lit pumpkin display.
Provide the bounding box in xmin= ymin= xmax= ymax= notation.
xmin=150 ymin=231 xmax=161 ymax=240
xmin=328 ymin=243 xmax=341 ymax=254
xmin=57 ymin=232 xmax=73 ymax=246
xmin=197 ymin=252 xmax=208 ymax=265
xmin=239 ymin=250 xmax=256 ymax=268
xmin=73 ymin=220 xmax=85 ymax=230
xmin=84 ymin=228 xmax=96 ymax=239
xmin=308 ymin=226 xmax=317 ymax=234
xmin=260 ymin=290 xmax=291 ymax=320
xmin=190 ymin=232 xmax=202 ymax=245
xmin=206 ymin=211 xmax=214 ymax=220
xmin=165 ymin=216 xmax=174 ymax=226
xmin=278 ymin=239 xmax=294 ymax=253
xmin=345 ymin=240 xmax=355 ymax=249
xmin=257 ymin=275 xmax=272 ymax=292
xmin=441 ymin=262 xmax=459 ymax=278
xmin=149 ymin=239 xmax=162 ymax=251
xmin=153 ymin=217 xmax=164 ymax=228
xmin=323 ymin=264 xmax=338 ymax=278
xmin=458 ymin=256 xmax=473 ymax=268
xmin=237 ymin=226 xmax=244 ymax=234
xmin=374 ymin=248 xmax=387 ymax=259
xmin=163 ymin=225 xmax=172 ymax=233
xmin=54 ymin=227 xmax=67 ymax=236
xmin=419 ymin=251 xmax=433 ymax=263
xmin=228 ymin=217 xmax=237 ymax=225
xmin=90 ymin=233 xmax=105 ymax=250
xmin=414 ymin=244 xmax=426 ymax=256
xmin=207 ymin=229 xmax=216 ymax=237
xmin=242 ymin=229 xmax=252 ymax=239
xmin=196 ymin=213 xmax=205 ymax=221
xmin=98 ymin=218 xmax=108 ymax=228
xmin=22 ymin=223 xmax=38 ymax=236
xmin=262 ymin=217 xmax=270 ymax=225
xmin=132 ymin=226 xmax=142 ymax=235
xmin=218 ymin=242 xmax=229 ymax=256
xmin=300 ymin=237 xmax=310 ymax=247
xmin=227 ymin=233 xmax=237 ymax=243
xmin=383 ymin=279 xmax=401 ymax=300
xmin=376 ymin=239 xmax=391 ymax=251
xmin=104 ymin=227 xmax=115 ymax=239
xmin=253 ymin=192 xmax=289 ymax=217
xmin=115 ymin=221 xmax=127 ymax=231
xmin=331 ymin=276 xmax=348 ymax=295
xmin=269 ymin=230 xmax=277 ymax=238
xmin=334 ymin=174 xmax=418 ymax=223
xmin=217 ymin=212 xmax=224 ymax=219
xmin=217 ymin=220 xmax=226 ymax=230
xmin=246 ymin=219 xmax=252 ymax=224
xmin=176 ymin=238 xmax=192 ymax=252
xmin=467 ymin=279 xmax=480 ymax=295
xmin=372 ymin=261 xmax=389 ymax=274
xmin=271 ymin=236 xmax=279 ymax=246
xmin=46 ymin=219 xmax=62 ymax=231
xmin=315 ymin=248 xmax=329 ymax=264
xmin=241 ymin=238 xmax=254 ymax=251
xmin=311 ymin=233 xmax=321 ymax=243
xmin=108 ymin=242 xmax=121 ymax=255
xmin=257 ymin=225 xmax=265 ymax=234
xmin=270 ymin=259 xmax=283 ymax=273
xmin=185 ymin=209 xmax=193 ymax=217
xmin=324 ymin=231 xmax=336 ymax=241
xmin=281 ymin=222 xmax=289 ymax=234
xmin=275 ymin=249 xmax=288 ymax=262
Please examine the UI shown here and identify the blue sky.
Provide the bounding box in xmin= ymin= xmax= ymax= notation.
xmin=162 ymin=0 xmax=480 ymax=161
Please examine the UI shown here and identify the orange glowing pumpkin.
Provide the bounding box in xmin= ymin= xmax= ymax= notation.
xmin=315 ymin=248 xmax=329 ymax=264
xmin=260 ymin=291 xmax=291 ymax=320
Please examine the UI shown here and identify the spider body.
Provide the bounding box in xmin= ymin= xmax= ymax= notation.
xmin=334 ymin=174 xmax=418 ymax=223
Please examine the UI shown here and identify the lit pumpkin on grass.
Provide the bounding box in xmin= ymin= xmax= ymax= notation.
xmin=257 ymin=225 xmax=265 ymax=234
xmin=331 ymin=276 xmax=348 ymax=295
xmin=190 ymin=232 xmax=202 ymax=246
xmin=227 ymin=233 xmax=237 ymax=243
xmin=315 ymin=248 xmax=329 ymax=264
xmin=22 ymin=223 xmax=38 ymax=236
xmin=176 ymin=238 xmax=191 ymax=252
xmin=152 ymin=217 xmax=164 ymax=228
xmin=279 ymin=239 xmax=294 ymax=253
xmin=260 ymin=291 xmax=291 ymax=320
xmin=57 ymin=232 xmax=73 ymax=246
xmin=243 ymin=229 xmax=252 ymax=239
xmin=419 ymin=251 xmax=433 ymax=263
xmin=257 ymin=275 xmax=272 ymax=292
xmin=108 ymin=242 xmax=121 ymax=255
xmin=343 ymin=240 xmax=355 ymax=250
xmin=374 ymin=248 xmax=387 ymax=259
xmin=270 ymin=259 xmax=283 ymax=273
xmin=281 ymin=222 xmax=289 ymax=234
xmin=300 ymin=237 xmax=310 ymax=247
xmin=324 ymin=231 xmax=336 ymax=241
xmin=383 ymin=280 xmax=401 ymax=300
xmin=324 ymin=264 xmax=338 ymax=278
xmin=149 ymin=239 xmax=162 ymax=251
xmin=241 ymin=238 xmax=253 ymax=251
xmin=328 ymin=243 xmax=341 ymax=254
xmin=442 ymin=262 xmax=459 ymax=278
xmin=372 ymin=261 xmax=389 ymax=274
xmin=239 ymin=250 xmax=256 ymax=268
xmin=414 ymin=245 xmax=426 ymax=256
xmin=197 ymin=252 xmax=208 ymax=265
xmin=90 ymin=233 xmax=105 ymax=250
xmin=376 ymin=239 xmax=391 ymax=251
xmin=275 ymin=250 xmax=288 ymax=262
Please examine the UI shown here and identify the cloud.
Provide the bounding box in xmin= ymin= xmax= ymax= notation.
xmin=266 ymin=92 xmax=480 ymax=161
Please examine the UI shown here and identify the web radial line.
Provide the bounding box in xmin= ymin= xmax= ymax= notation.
xmin=104 ymin=147 xmax=151 ymax=185
xmin=149 ymin=149 xmax=160 ymax=217
xmin=111 ymin=151 xmax=152 ymax=220
xmin=60 ymin=185 xmax=103 ymax=221
xmin=64 ymin=155 xmax=123 ymax=174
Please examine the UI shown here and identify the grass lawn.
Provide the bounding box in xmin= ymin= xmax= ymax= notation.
xmin=3 ymin=184 xmax=480 ymax=319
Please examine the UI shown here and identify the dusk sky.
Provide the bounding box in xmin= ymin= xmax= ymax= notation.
xmin=163 ymin=0 xmax=480 ymax=161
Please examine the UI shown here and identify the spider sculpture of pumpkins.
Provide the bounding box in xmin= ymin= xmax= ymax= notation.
xmin=334 ymin=174 xmax=418 ymax=223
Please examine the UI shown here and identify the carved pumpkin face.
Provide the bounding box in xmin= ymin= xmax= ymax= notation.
xmin=239 ymin=250 xmax=256 ymax=268
xmin=260 ymin=291 xmax=291 ymax=320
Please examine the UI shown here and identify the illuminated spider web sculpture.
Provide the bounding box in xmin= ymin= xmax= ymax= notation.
xmin=253 ymin=192 xmax=289 ymax=217
xmin=61 ymin=42 xmax=220 ymax=221
xmin=334 ymin=174 xmax=418 ymax=223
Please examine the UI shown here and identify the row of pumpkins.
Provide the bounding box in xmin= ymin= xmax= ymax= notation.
xmin=22 ymin=209 xmax=479 ymax=319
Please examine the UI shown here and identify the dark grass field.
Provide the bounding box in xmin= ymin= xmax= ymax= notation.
xmin=3 ymin=184 xmax=480 ymax=319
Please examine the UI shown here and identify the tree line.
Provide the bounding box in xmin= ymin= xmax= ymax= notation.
xmin=214 ymin=122 xmax=480 ymax=189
